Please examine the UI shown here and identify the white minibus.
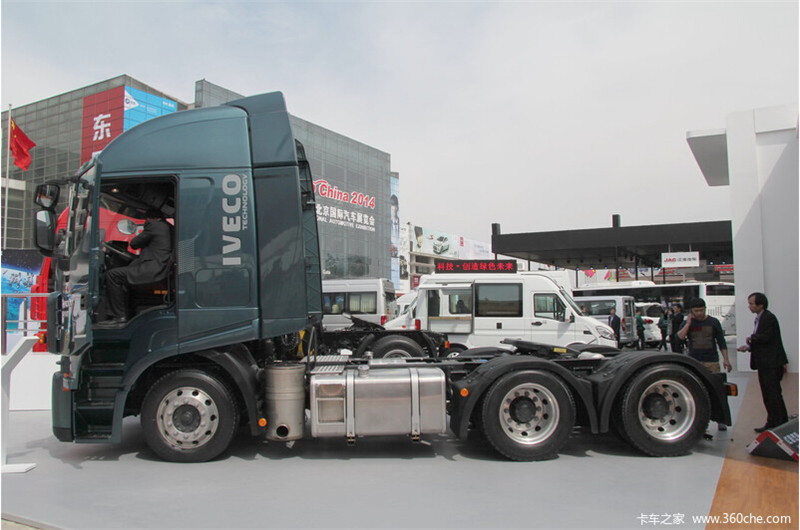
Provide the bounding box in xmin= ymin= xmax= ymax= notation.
xmin=385 ymin=272 xmax=616 ymax=353
xmin=322 ymin=278 xmax=397 ymax=331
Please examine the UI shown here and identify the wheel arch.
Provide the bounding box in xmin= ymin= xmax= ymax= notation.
xmin=122 ymin=345 xmax=263 ymax=436
xmin=594 ymin=353 xmax=732 ymax=433
xmin=451 ymin=356 xmax=598 ymax=439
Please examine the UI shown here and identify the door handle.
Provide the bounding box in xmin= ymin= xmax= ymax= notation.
xmin=531 ymin=321 xmax=543 ymax=326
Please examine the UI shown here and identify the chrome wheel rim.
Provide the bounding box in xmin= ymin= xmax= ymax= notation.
xmin=637 ymin=379 xmax=696 ymax=441
xmin=156 ymin=386 xmax=219 ymax=449
xmin=499 ymin=383 xmax=559 ymax=445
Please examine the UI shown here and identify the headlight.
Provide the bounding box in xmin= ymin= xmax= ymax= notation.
xmin=596 ymin=326 xmax=615 ymax=340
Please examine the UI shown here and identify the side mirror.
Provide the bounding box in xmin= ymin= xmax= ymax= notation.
xmin=569 ymin=314 xmax=575 ymax=323
xmin=34 ymin=209 xmax=57 ymax=256
xmin=34 ymin=183 xmax=60 ymax=210
xmin=116 ymin=218 xmax=140 ymax=236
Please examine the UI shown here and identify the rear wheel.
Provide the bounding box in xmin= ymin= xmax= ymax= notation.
xmin=616 ymin=364 xmax=710 ymax=457
xmin=481 ymin=370 xmax=575 ymax=461
xmin=371 ymin=334 xmax=425 ymax=358
xmin=141 ymin=369 xmax=239 ymax=463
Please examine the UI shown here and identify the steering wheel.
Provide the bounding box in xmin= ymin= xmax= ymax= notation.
xmin=102 ymin=242 xmax=136 ymax=262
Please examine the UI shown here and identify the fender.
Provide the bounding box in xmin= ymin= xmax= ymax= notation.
xmin=589 ymin=352 xmax=732 ymax=432
xmin=111 ymin=343 xmax=263 ymax=442
xmin=450 ymin=354 xmax=598 ymax=439
xmin=417 ymin=330 xmax=441 ymax=357
xmin=354 ymin=333 xmax=377 ymax=357
xmin=195 ymin=346 xmax=263 ymax=436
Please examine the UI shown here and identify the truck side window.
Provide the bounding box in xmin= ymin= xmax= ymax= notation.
xmin=534 ymin=294 xmax=566 ymax=322
xmin=475 ymin=284 xmax=522 ymax=317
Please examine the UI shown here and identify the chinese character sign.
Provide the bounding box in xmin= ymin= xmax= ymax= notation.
xmin=81 ymin=85 xmax=178 ymax=164
xmin=81 ymin=86 xmax=125 ymax=164
xmin=661 ymin=251 xmax=700 ymax=268
xmin=434 ymin=260 xmax=518 ymax=273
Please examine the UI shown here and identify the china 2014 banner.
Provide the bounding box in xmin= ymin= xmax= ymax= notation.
xmin=81 ymin=86 xmax=177 ymax=164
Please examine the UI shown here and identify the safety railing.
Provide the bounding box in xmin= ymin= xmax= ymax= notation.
xmin=1 ymin=293 xmax=48 ymax=355
xmin=1 ymin=292 xmax=47 ymax=473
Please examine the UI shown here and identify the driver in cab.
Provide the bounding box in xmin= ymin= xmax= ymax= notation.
xmin=99 ymin=209 xmax=172 ymax=325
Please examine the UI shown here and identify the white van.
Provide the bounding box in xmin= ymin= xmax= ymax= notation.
xmin=384 ymin=272 xmax=617 ymax=352
xmin=573 ymin=296 xmax=638 ymax=347
xmin=395 ymin=292 xmax=417 ymax=318
xmin=322 ymin=278 xmax=397 ymax=331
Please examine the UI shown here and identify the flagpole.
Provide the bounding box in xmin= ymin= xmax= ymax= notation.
xmin=3 ymin=104 xmax=11 ymax=249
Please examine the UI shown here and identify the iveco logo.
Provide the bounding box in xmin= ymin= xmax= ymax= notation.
xmin=222 ymin=174 xmax=248 ymax=266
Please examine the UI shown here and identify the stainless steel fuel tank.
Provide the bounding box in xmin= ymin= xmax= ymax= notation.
xmin=309 ymin=359 xmax=447 ymax=439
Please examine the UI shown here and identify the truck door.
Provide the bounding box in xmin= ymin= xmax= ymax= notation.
xmin=530 ymin=292 xmax=578 ymax=346
xmin=177 ymin=171 xmax=260 ymax=346
xmin=472 ymin=282 xmax=525 ymax=348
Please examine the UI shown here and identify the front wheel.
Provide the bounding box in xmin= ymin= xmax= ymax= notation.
xmin=141 ymin=369 xmax=239 ymax=463
xmin=616 ymin=364 xmax=710 ymax=457
xmin=481 ymin=370 xmax=575 ymax=461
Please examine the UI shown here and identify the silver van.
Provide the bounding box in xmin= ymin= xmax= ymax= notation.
xmin=573 ymin=295 xmax=638 ymax=347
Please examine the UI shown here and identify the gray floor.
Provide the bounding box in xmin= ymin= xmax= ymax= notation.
xmin=2 ymin=372 xmax=748 ymax=530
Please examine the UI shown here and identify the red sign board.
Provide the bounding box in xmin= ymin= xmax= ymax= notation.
xmin=81 ymin=86 xmax=125 ymax=164
xmin=434 ymin=260 xmax=518 ymax=273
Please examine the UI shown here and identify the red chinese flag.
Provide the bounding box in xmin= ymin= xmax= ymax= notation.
xmin=9 ymin=117 xmax=36 ymax=170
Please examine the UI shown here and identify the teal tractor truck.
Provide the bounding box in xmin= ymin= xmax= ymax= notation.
xmin=32 ymin=93 xmax=736 ymax=462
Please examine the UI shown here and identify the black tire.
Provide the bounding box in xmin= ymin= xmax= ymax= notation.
xmin=141 ymin=369 xmax=239 ymax=463
xmin=371 ymin=334 xmax=425 ymax=358
xmin=616 ymin=364 xmax=710 ymax=457
xmin=481 ymin=370 xmax=575 ymax=461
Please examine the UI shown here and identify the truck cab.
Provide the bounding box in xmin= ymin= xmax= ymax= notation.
xmin=33 ymin=92 xmax=322 ymax=452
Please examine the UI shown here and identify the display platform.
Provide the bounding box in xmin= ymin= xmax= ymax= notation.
xmin=2 ymin=374 xmax=753 ymax=530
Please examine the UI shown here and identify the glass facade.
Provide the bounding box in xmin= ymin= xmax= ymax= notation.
xmin=193 ymin=80 xmax=393 ymax=281
xmin=2 ymin=76 xmax=393 ymax=282
xmin=1 ymin=75 xmax=188 ymax=249
xmin=291 ymin=117 xmax=392 ymax=281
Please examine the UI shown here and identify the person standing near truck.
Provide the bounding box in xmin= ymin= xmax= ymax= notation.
xmin=737 ymin=292 xmax=789 ymax=433
xmin=670 ymin=304 xmax=686 ymax=353
xmin=608 ymin=307 xmax=621 ymax=348
xmin=635 ymin=308 xmax=646 ymax=350
xmin=677 ymin=298 xmax=732 ymax=372
xmin=677 ymin=298 xmax=732 ymax=432
xmin=657 ymin=308 xmax=670 ymax=351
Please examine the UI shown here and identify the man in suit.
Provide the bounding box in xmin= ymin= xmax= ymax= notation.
xmin=101 ymin=209 xmax=173 ymax=325
xmin=608 ymin=307 xmax=621 ymax=348
xmin=737 ymin=292 xmax=789 ymax=432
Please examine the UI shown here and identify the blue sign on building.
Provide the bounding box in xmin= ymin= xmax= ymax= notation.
xmin=123 ymin=86 xmax=177 ymax=131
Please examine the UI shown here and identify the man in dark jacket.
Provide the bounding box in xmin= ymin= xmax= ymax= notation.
xmin=670 ymin=303 xmax=686 ymax=353
xmin=608 ymin=307 xmax=621 ymax=348
xmin=737 ymin=292 xmax=789 ymax=432
xmin=101 ymin=209 xmax=173 ymax=325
